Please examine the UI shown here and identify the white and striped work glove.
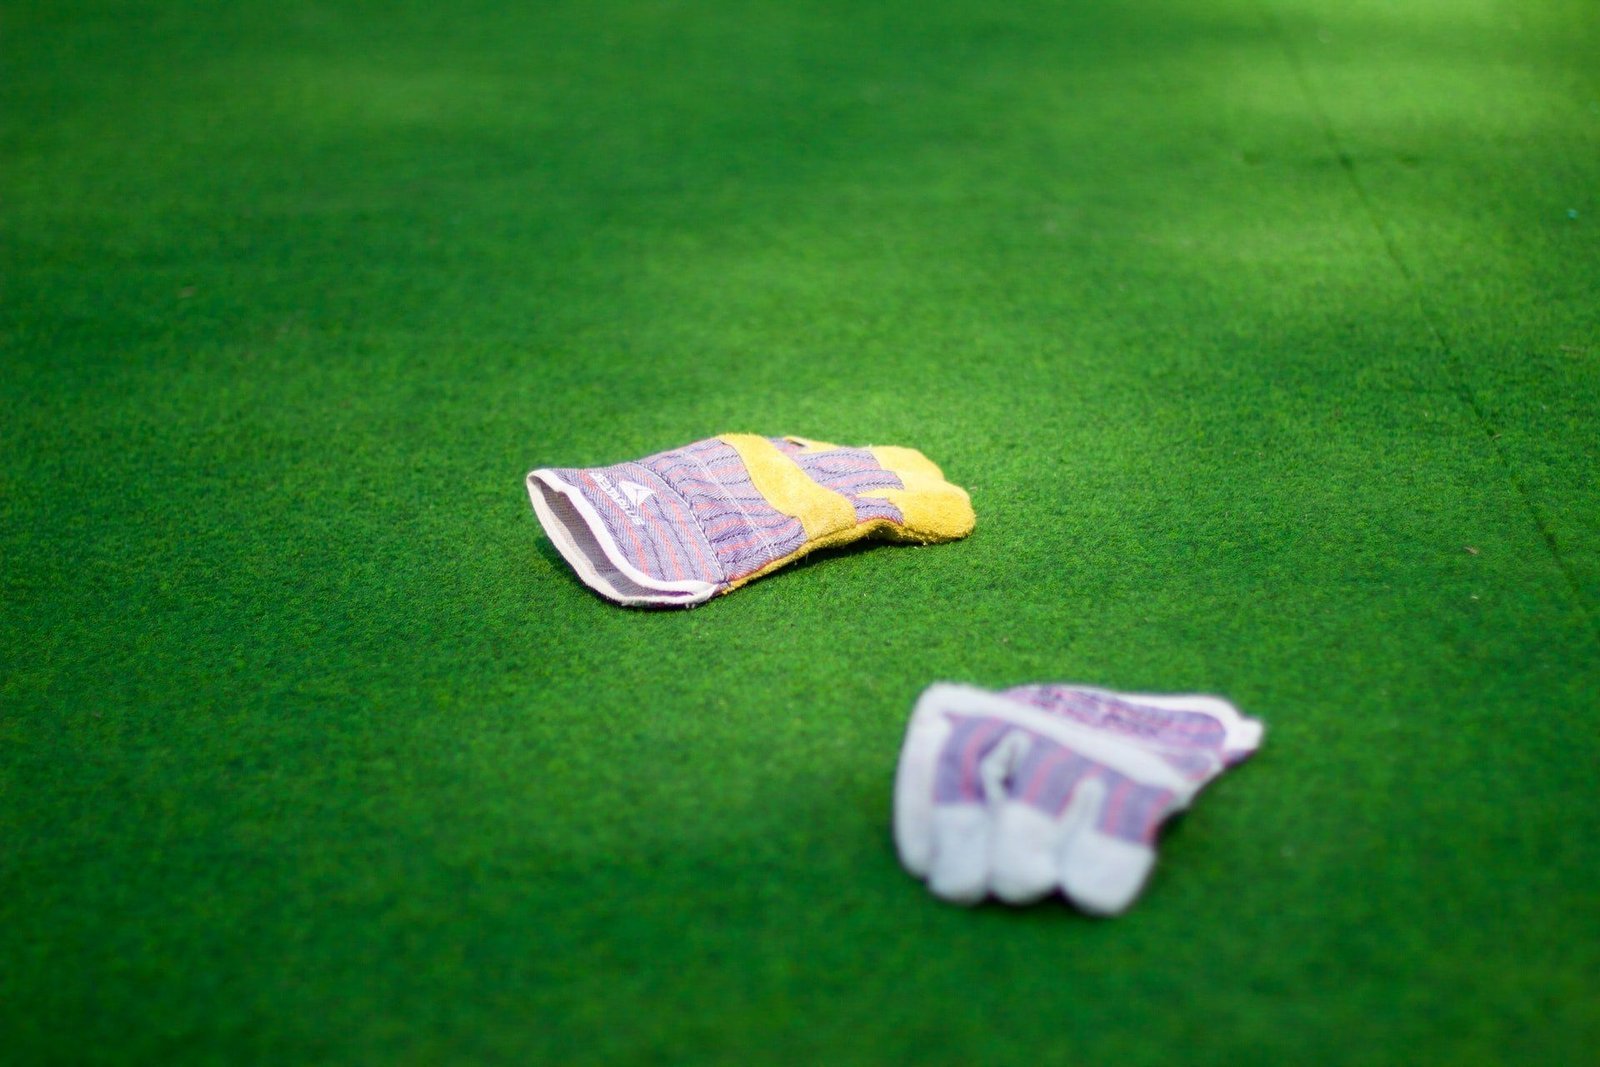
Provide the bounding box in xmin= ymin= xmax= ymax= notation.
xmin=894 ymin=682 xmax=1264 ymax=914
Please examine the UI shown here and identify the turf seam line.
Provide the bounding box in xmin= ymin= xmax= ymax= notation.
xmin=1260 ymin=2 xmax=1600 ymax=648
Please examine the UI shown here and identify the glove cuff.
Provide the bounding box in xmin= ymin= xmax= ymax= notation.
xmin=526 ymin=467 xmax=721 ymax=606
xmin=527 ymin=436 xmax=830 ymax=606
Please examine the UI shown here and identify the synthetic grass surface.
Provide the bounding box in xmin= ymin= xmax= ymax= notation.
xmin=3 ymin=0 xmax=1598 ymax=1062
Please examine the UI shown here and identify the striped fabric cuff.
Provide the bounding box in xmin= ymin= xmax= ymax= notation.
xmin=527 ymin=437 xmax=810 ymax=606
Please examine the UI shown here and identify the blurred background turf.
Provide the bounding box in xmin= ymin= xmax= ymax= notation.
xmin=3 ymin=0 xmax=1597 ymax=1062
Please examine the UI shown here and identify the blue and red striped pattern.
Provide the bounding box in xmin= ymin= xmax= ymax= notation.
xmin=1001 ymin=685 xmax=1239 ymax=772
xmin=638 ymin=438 xmax=809 ymax=582
xmin=933 ymin=713 xmax=1186 ymax=846
xmin=548 ymin=439 xmax=810 ymax=588
xmin=550 ymin=461 xmax=724 ymax=586
xmin=771 ymin=438 xmax=905 ymax=524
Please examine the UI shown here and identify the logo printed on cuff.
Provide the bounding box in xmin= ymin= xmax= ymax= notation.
xmin=591 ymin=472 xmax=649 ymax=527
xmin=620 ymin=480 xmax=656 ymax=508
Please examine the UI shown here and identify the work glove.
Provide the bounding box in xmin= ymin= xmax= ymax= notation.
xmin=526 ymin=434 xmax=975 ymax=606
xmin=894 ymin=682 xmax=1264 ymax=914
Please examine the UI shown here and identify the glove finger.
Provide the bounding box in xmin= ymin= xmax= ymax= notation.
xmin=928 ymin=728 xmax=1029 ymax=904
xmin=772 ymin=439 xmax=975 ymax=543
xmin=893 ymin=693 xmax=957 ymax=878
xmin=860 ymin=446 xmax=975 ymax=543
xmin=1056 ymin=778 xmax=1157 ymax=916
xmin=989 ymin=800 xmax=1065 ymax=905
xmin=867 ymin=444 xmax=949 ymax=483
xmin=926 ymin=804 xmax=992 ymax=905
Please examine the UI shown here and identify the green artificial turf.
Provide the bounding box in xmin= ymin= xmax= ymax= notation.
xmin=3 ymin=0 xmax=1598 ymax=1062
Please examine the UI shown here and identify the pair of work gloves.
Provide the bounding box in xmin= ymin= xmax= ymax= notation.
xmin=527 ymin=434 xmax=1264 ymax=914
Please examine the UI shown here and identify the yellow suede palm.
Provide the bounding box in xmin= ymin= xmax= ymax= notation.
xmin=718 ymin=434 xmax=976 ymax=590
